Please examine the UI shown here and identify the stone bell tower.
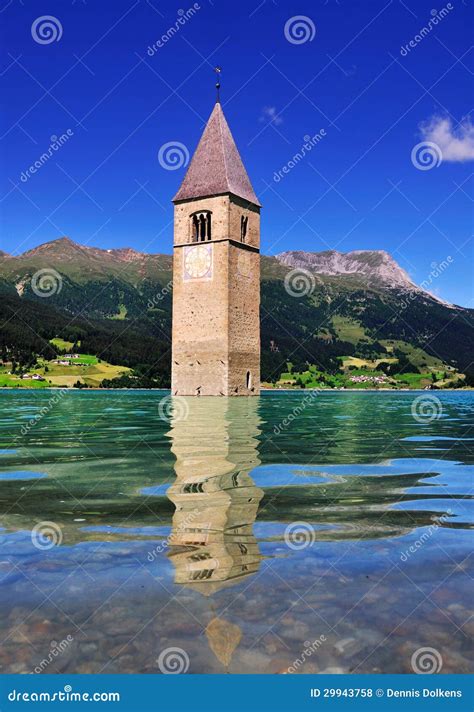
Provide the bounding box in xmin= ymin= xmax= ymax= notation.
xmin=171 ymin=97 xmax=261 ymax=396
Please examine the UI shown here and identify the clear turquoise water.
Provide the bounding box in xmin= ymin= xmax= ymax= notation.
xmin=0 ymin=390 xmax=472 ymax=674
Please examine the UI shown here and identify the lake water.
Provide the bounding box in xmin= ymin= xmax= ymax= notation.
xmin=0 ymin=390 xmax=472 ymax=675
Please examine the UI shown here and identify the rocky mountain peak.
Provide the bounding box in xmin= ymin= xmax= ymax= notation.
xmin=19 ymin=238 xmax=148 ymax=263
xmin=104 ymin=247 xmax=145 ymax=262
xmin=275 ymin=249 xmax=418 ymax=291
xmin=21 ymin=237 xmax=85 ymax=260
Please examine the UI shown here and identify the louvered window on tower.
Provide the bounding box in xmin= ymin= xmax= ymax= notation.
xmin=191 ymin=211 xmax=212 ymax=242
xmin=241 ymin=215 xmax=248 ymax=242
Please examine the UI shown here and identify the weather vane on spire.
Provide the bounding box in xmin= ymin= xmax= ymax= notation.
xmin=214 ymin=66 xmax=221 ymax=103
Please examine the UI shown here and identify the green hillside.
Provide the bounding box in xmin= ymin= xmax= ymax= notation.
xmin=0 ymin=352 xmax=131 ymax=389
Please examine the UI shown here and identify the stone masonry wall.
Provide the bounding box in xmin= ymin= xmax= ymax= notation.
xmin=172 ymin=194 xmax=260 ymax=396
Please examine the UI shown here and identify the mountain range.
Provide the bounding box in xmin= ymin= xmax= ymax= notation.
xmin=0 ymin=237 xmax=472 ymax=387
xmin=0 ymin=238 xmax=429 ymax=292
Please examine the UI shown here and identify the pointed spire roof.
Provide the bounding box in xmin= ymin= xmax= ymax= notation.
xmin=173 ymin=103 xmax=261 ymax=207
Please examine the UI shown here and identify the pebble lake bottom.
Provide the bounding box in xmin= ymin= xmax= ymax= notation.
xmin=0 ymin=390 xmax=472 ymax=675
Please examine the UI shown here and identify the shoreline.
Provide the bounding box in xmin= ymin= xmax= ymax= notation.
xmin=0 ymin=387 xmax=472 ymax=393
xmin=262 ymin=387 xmax=474 ymax=392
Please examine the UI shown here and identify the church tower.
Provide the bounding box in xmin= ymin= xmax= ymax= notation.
xmin=171 ymin=99 xmax=261 ymax=396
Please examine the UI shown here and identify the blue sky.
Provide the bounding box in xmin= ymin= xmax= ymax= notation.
xmin=1 ymin=0 xmax=472 ymax=305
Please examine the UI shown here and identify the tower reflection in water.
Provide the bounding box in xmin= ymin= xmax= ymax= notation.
xmin=166 ymin=397 xmax=264 ymax=595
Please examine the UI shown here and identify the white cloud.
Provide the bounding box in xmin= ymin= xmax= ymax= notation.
xmin=420 ymin=115 xmax=474 ymax=162
xmin=260 ymin=106 xmax=283 ymax=126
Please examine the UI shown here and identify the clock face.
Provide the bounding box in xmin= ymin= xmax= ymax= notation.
xmin=183 ymin=244 xmax=213 ymax=281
